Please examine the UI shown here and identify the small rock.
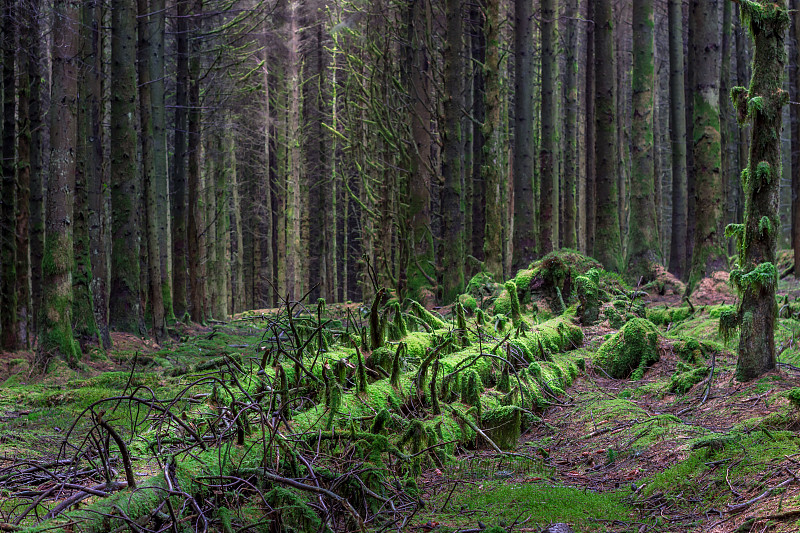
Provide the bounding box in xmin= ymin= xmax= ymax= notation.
xmin=541 ymin=524 xmax=574 ymax=533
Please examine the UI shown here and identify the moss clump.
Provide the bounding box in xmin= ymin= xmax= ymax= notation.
xmin=368 ymin=346 xmax=394 ymax=374
xmin=408 ymin=299 xmax=446 ymax=330
xmin=575 ymin=268 xmax=602 ymax=325
xmin=493 ymin=289 xmax=511 ymax=315
xmin=466 ymin=271 xmax=500 ymax=298
xmin=505 ymin=281 xmax=522 ymax=327
xmin=647 ymin=306 xmax=691 ymax=326
xmin=670 ymin=362 xmax=710 ymax=394
xmin=458 ymin=293 xmax=478 ymax=313
xmin=730 ymin=262 xmax=777 ymax=293
xmin=481 ymin=406 xmax=522 ymax=451
xmin=595 ymin=318 xmax=661 ymax=379
xmin=513 ymin=268 xmax=536 ymax=295
xmin=786 ymin=388 xmax=800 ymax=410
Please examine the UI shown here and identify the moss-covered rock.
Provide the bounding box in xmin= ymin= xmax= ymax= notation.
xmin=458 ymin=293 xmax=478 ymax=313
xmin=575 ymin=268 xmax=602 ymax=325
xmin=595 ymin=318 xmax=661 ymax=379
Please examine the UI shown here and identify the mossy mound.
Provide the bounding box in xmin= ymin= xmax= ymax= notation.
xmin=466 ymin=272 xmax=501 ymax=299
xmin=458 ymin=293 xmax=478 ymax=313
xmin=603 ymin=299 xmax=645 ymax=329
xmin=595 ymin=318 xmax=661 ymax=379
xmin=670 ymin=362 xmax=710 ymax=394
xmin=481 ymin=406 xmax=522 ymax=450
xmin=647 ymin=306 xmax=692 ymax=326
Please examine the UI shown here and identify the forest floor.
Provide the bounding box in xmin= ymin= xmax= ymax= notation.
xmin=4 ymin=252 xmax=800 ymax=532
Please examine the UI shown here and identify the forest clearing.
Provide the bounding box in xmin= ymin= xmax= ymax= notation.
xmin=3 ymin=0 xmax=800 ymax=530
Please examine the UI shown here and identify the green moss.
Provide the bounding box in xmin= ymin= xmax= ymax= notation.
xmin=595 ymin=318 xmax=660 ymax=379
xmin=786 ymin=388 xmax=800 ymax=409
xmin=458 ymin=293 xmax=478 ymax=313
xmin=647 ymin=306 xmax=691 ymax=326
xmin=408 ymin=299 xmax=446 ymax=330
xmin=493 ymin=289 xmax=511 ymax=315
xmin=730 ymin=261 xmax=777 ymax=292
xmin=670 ymin=362 xmax=710 ymax=394
xmin=575 ymin=268 xmax=602 ymax=325
xmin=505 ymin=281 xmax=522 ymax=327
xmin=481 ymin=406 xmax=521 ymax=450
xmin=513 ymin=268 xmax=536 ymax=294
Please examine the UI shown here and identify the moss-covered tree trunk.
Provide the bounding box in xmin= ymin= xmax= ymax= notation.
xmin=2 ymin=0 xmax=17 ymax=350
xmin=594 ymin=0 xmax=622 ymax=272
xmin=110 ymin=0 xmax=144 ymax=334
xmin=512 ymin=0 xmax=536 ymax=266
xmin=538 ymin=0 xmax=558 ymax=256
xmin=668 ymin=0 xmax=689 ymax=279
xmin=687 ymin=0 xmax=725 ymax=290
xmin=37 ymin=0 xmax=81 ymax=367
xmin=441 ymin=0 xmax=465 ymax=302
xmin=483 ymin=0 xmax=504 ymax=280
xmin=730 ymin=0 xmax=789 ymax=381
xmin=628 ymin=0 xmax=660 ymax=279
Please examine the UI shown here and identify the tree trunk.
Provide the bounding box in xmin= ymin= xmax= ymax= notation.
xmin=538 ymin=0 xmax=558 ymax=256
xmin=187 ymin=0 xmax=206 ymax=322
xmin=627 ymin=0 xmax=660 ymax=278
xmin=483 ymin=0 xmax=504 ymax=279
xmin=16 ymin=0 xmax=34 ymax=348
xmin=668 ymin=0 xmax=688 ymax=279
xmin=2 ymin=0 xmax=17 ymax=350
xmin=731 ymin=0 xmax=789 ymax=381
xmin=149 ymin=0 xmax=173 ymax=323
xmin=513 ymin=0 xmax=536 ymax=266
xmin=73 ymin=0 xmax=101 ymax=347
xmin=28 ymin=0 xmax=43 ymax=333
xmin=563 ymin=0 xmax=579 ymax=250
xmin=687 ymin=0 xmax=725 ymax=290
xmin=285 ymin=0 xmax=302 ymax=302
xmin=37 ymin=0 xmax=81 ymax=367
xmin=172 ymin=0 xmax=189 ymax=320
xmin=110 ymin=0 xmax=144 ymax=334
xmin=792 ymin=0 xmax=800 ymax=274
xmin=470 ymin=3 xmax=486 ymax=265
xmin=441 ymin=0 xmax=465 ymax=302
xmin=585 ymin=0 xmax=596 ymax=255
xmin=593 ymin=0 xmax=622 ymax=272
xmin=137 ymin=0 xmax=165 ymax=340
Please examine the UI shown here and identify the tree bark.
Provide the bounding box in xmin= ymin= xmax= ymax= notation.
xmin=792 ymin=0 xmax=800 ymax=274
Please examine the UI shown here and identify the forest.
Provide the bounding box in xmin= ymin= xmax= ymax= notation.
xmin=3 ymin=0 xmax=800 ymax=531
